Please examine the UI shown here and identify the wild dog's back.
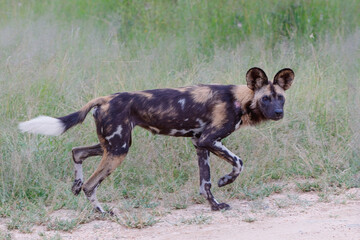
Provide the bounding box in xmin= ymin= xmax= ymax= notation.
xmin=109 ymin=85 xmax=240 ymax=137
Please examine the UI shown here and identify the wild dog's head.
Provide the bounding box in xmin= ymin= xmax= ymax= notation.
xmin=246 ymin=67 xmax=294 ymax=121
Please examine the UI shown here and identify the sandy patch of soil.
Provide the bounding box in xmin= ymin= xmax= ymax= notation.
xmin=1 ymin=188 xmax=359 ymax=240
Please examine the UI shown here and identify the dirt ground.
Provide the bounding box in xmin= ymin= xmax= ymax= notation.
xmin=1 ymin=188 xmax=359 ymax=240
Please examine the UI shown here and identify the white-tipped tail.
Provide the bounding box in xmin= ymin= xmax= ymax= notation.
xmin=18 ymin=116 xmax=65 ymax=136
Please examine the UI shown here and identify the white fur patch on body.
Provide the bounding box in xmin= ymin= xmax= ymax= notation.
xmin=178 ymin=98 xmax=186 ymax=110
xmin=170 ymin=118 xmax=206 ymax=136
xmin=105 ymin=125 xmax=123 ymax=145
xmin=18 ymin=116 xmax=65 ymax=136
xmin=235 ymin=119 xmax=242 ymax=130
xmin=91 ymin=106 xmax=98 ymax=116
xmin=170 ymin=129 xmax=190 ymax=135
xmin=149 ymin=126 xmax=160 ymax=134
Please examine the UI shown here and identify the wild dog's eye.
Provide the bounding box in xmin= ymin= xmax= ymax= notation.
xmin=262 ymin=96 xmax=270 ymax=102
xmin=278 ymin=95 xmax=284 ymax=101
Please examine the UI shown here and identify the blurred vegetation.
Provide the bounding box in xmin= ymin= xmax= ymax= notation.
xmin=1 ymin=0 xmax=359 ymax=55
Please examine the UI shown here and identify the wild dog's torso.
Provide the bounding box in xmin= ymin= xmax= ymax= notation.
xmin=93 ymin=84 xmax=255 ymax=140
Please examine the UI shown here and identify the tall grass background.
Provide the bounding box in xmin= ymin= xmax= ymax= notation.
xmin=0 ymin=0 xmax=359 ymax=231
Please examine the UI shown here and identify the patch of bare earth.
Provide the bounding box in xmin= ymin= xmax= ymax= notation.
xmin=1 ymin=188 xmax=359 ymax=240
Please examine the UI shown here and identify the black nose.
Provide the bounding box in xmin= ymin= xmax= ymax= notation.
xmin=275 ymin=109 xmax=283 ymax=115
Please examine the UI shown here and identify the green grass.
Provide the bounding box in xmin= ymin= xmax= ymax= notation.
xmin=0 ymin=231 xmax=12 ymax=240
xmin=242 ymin=215 xmax=257 ymax=223
xmin=5 ymin=201 xmax=49 ymax=233
xmin=296 ymin=181 xmax=322 ymax=192
xmin=46 ymin=218 xmax=78 ymax=232
xmin=0 ymin=0 xmax=359 ymax=233
xmin=180 ymin=214 xmax=212 ymax=225
xmin=121 ymin=211 xmax=158 ymax=229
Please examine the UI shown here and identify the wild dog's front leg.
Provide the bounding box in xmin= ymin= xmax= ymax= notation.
xmin=192 ymin=138 xmax=230 ymax=211
xmin=71 ymin=144 xmax=103 ymax=195
xmin=197 ymin=133 xmax=243 ymax=188
xmin=212 ymin=141 xmax=243 ymax=187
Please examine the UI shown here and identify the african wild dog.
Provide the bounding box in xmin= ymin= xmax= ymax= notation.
xmin=19 ymin=67 xmax=294 ymax=213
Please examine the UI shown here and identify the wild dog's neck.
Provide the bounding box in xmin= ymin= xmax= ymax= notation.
xmin=244 ymin=102 xmax=266 ymax=126
xmin=231 ymin=85 xmax=265 ymax=126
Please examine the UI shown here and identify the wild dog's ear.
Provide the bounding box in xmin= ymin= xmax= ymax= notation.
xmin=246 ymin=67 xmax=269 ymax=91
xmin=273 ymin=68 xmax=294 ymax=91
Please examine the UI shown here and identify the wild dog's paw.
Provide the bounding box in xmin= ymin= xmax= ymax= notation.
xmin=218 ymin=175 xmax=234 ymax=187
xmin=93 ymin=207 xmax=115 ymax=217
xmin=71 ymin=179 xmax=83 ymax=196
xmin=211 ymin=202 xmax=231 ymax=211
xmin=106 ymin=210 xmax=115 ymax=216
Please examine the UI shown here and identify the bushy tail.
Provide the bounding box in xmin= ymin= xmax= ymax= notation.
xmin=18 ymin=97 xmax=109 ymax=136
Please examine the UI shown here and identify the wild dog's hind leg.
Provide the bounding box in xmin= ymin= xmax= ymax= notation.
xmin=192 ymin=138 xmax=230 ymax=211
xmin=71 ymin=144 xmax=103 ymax=195
xmin=82 ymin=152 xmax=127 ymax=213
xmin=82 ymin=123 xmax=131 ymax=214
